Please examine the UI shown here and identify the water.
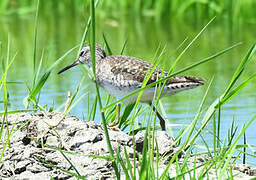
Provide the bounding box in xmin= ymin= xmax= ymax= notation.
xmin=0 ymin=11 xmax=256 ymax=165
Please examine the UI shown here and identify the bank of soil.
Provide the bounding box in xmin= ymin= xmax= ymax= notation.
xmin=0 ymin=111 xmax=255 ymax=179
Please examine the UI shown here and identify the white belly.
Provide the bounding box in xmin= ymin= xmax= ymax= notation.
xmin=100 ymin=81 xmax=177 ymax=105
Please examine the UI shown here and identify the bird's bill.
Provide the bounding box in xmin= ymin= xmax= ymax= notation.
xmin=58 ymin=60 xmax=80 ymax=74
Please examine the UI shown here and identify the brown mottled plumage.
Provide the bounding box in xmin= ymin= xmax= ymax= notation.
xmin=58 ymin=44 xmax=205 ymax=130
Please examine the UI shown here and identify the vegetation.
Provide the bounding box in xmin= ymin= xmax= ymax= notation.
xmin=0 ymin=0 xmax=256 ymax=179
xmin=1 ymin=0 xmax=256 ymax=23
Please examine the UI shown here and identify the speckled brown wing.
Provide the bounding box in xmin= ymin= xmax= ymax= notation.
xmin=97 ymin=55 xmax=204 ymax=88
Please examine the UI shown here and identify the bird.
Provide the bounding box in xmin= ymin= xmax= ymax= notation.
xmin=58 ymin=44 xmax=204 ymax=131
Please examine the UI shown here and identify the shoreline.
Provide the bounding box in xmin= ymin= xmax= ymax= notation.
xmin=0 ymin=111 xmax=255 ymax=179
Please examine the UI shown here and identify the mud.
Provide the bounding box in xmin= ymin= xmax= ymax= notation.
xmin=0 ymin=111 xmax=255 ymax=179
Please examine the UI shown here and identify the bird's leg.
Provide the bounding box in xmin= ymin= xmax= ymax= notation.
xmin=149 ymin=102 xmax=166 ymax=131
xmin=109 ymin=103 xmax=121 ymax=127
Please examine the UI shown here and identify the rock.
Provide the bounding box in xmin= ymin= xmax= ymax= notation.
xmin=14 ymin=160 xmax=30 ymax=174
xmin=0 ymin=111 xmax=255 ymax=179
xmin=129 ymin=130 xmax=184 ymax=160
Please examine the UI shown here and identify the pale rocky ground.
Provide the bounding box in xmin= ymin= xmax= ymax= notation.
xmin=0 ymin=111 xmax=255 ymax=179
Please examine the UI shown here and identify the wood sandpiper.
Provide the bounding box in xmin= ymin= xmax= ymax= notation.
xmin=58 ymin=44 xmax=204 ymax=130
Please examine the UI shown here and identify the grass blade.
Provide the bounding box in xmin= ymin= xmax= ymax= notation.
xmin=59 ymin=151 xmax=82 ymax=177
xmin=120 ymin=39 xmax=128 ymax=55
xmin=224 ymin=42 xmax=256 ymax=96
xmin=102 ymin=33 xmax=113 ymax=55
xmin=89 ymin=0 xmax=118 ymax=176
xmin=32 ymin=0 xmax=40 ymax=88
xmin=24 ymin=45 xmax=77 ymax=109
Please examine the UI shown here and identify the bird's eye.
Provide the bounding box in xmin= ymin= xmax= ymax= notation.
xmin=79 ymin=51 xmax=84 ymax=56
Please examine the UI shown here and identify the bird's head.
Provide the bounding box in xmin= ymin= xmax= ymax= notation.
xmin=58 ymin=44 xmax=106 ymax=74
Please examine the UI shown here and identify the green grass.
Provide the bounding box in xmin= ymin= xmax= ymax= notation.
xmin=0 ymin=0 xmax=256 ymax=179
xmin=89 ymin=0 xmax=119 ymax=175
